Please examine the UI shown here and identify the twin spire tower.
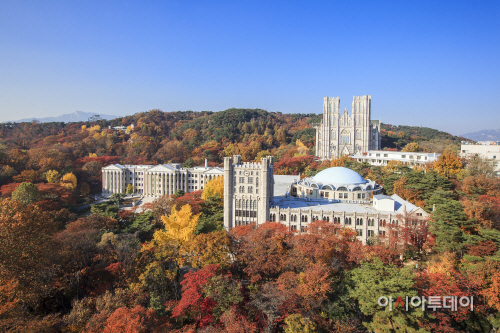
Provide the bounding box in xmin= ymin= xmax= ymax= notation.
xmin=315 ymin=95 xmax=381 ymax=159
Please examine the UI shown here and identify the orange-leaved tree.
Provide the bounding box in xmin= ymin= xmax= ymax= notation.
xmin=432 ymin=148 xmax=462 ymax=178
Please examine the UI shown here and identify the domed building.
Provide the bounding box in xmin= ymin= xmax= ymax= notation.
xmin=222 ymin=155 xmax=430 ymax=244
xmin=290 ymin=167 xmax=381 ymax=202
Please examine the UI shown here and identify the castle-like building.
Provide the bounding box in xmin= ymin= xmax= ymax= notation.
xmin=222 ymin=155 xmax=429 ymax=244
xmin=315 ymin=95 xmax=381 ymax=159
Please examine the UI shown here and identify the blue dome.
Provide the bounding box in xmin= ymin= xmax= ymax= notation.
xmin=312 ymin=167 xmax=367 ymax=185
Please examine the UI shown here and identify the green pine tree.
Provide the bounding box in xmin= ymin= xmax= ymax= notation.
xmin=349 ymin=258 xmax=427 ymax=333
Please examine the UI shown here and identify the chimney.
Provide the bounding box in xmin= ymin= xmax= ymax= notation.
xmin=205 ymin=159 xmax=208 ymax=167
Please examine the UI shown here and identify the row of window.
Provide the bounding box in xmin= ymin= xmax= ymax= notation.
xmin=235 ymin=199 xmax=258 ymax=210
xmin=235 ymin=210 xmax=257 ymax=217
xmin=237 ymin=171 xmax=259 ymax=176
xmin=238 ymin=186 xmax=258 ymax=194
xmin=368 ymin=153 xmax=428 ymax=160
xmin=269 ymin=215 xmax=423 ymax=228
xmin=235 ymin=221 xmax=253 ymax=226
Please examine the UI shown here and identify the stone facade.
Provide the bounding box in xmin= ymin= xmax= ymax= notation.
xmin=222 ymin=157 xmax=430 ymax=244
xmin=315 ymin=95 xmax=381 ymax=159
xmin=102 ymin=163 xmax=223 ymax=197
xmin=223 ymin=155 xmax=274 ymax=229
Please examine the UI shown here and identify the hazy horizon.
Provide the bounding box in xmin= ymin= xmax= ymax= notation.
xmin=1 ymin=1 xmax=499 ymax=136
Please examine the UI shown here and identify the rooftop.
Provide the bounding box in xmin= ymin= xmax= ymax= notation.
xmin=312 ymin=167 xmax=367 ymax=185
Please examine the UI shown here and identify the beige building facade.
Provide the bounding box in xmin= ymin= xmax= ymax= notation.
xmin=102 ymin=162 xmax=223 ymax=197
xmin=461 ymin=141 xmax=500 ymax=176
xmin=315 ymin=95 xmax=381 ymax=159
xmin=223 ymin=155 xmax=275 ymax=230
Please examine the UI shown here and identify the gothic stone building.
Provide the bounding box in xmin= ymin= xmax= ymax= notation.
xmin=315 ymin=95 xmax=381 ymax=159
xmin=223 ymin=155 xmax=429 ymax=244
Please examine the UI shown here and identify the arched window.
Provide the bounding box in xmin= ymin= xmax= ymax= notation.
xmin=323 ymin=185 xmax=333 ymax=190
xmin=338 ymin=186 xmax=348 ymax=191
xmin=326 ymin=216 xmax=330 ymax=222
xmin=353 ymin=187 xmax=361 ymax=191
xmin=340 ymin=130 xmax=350 ymax=144
xmin=311 ymin=183 xmax=318 ymax=188
xmin=366 ymin=185 xmax=372 ymax=190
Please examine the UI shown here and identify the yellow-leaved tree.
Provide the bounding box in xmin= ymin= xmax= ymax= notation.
xmin=330 ymin=155 xmax=352 ymax=167
xmin=179 ymin=230 xmax=230 ymax=268
xmin=401 ymin=142 xmax=422 ymax=152
xmin=432 ymin=148 xmax=463 ymax=178
xmin=60 ymin=172 xmax=77 ymax=190
xmin=155 ymin=204 xmax=200 ymax=247
xmin=201 ymin=176 xmax=224 ymax=200
xmin=383 ymin=160 xmax=403 ymax=175
xmin=45 ymin=170 xmax=61 ymax=183
xmin=295 ymin=139 xmax=309 ymax=156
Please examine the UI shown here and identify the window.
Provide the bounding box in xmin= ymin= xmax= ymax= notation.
xmin=248 ymin=186 xmax=253 ymax=193
xmin=401 ymin=155 xmax=406 ymax=158
xmin=368 ymin=230 xmax=375 ymax=237
xmin=239 ymin=177 xmax=245 ymax=183
xmin=356 ymin=229 xmax=363 ymax=236
xmin=248 ymin=177 xmax=253 ymax=183
xmin=384 ymin=154 xmax=388 ymax=157
xmin=239 ymin=186 xmax=245 ymax=193
xmin=340 ymin=131 xmax=350 ymax=144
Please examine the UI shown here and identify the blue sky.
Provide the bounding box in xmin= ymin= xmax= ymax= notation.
xmin=0 ymin=0 xmax=498 ymax=135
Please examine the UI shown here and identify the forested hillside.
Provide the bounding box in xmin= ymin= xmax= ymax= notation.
xmin=381 ymin=123 xmax=466 ymax=152
xmin=1 ymin=108 xmax=500 ymax=332
xmin=0 ymin=108 xmax=463 ymax=194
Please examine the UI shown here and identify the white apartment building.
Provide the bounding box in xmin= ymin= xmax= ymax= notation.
xmin=350 ymin=150 xmax=440 ymax=167
xmin=461 ymin=141 xmax=500 ymax=176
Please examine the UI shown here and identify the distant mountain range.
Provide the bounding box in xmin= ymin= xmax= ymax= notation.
xmin=3 ymin=111 xmax=119 ymax=123
xmin=461 ymin=129 xmax=500 ymax=142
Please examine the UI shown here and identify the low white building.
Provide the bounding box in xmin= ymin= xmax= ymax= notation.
xmin=461 ymin=141 xmax=500 ymax=176
xmin=351 ymin=150 xmax=440 ymax=166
